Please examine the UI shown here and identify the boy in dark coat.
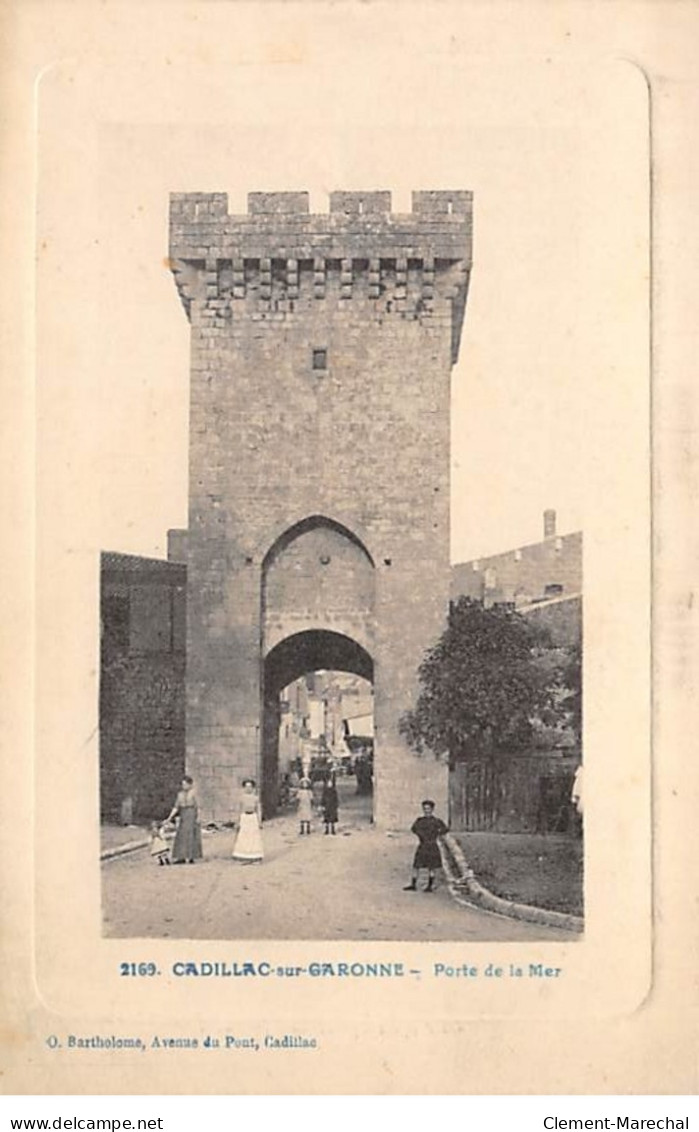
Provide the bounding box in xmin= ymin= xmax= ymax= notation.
xmin=403 ymin=800 xmax=448 ymax=892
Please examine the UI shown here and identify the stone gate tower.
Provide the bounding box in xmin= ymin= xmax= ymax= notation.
xmin=169 ymin=190 xmax=472 ymax=827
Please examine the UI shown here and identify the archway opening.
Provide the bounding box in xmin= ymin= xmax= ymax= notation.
xmin=262 ymin=629 xmax=374 ymax=821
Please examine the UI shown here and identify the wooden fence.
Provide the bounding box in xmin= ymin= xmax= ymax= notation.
xmin=448 ymin=751 xmax=580 ymax=834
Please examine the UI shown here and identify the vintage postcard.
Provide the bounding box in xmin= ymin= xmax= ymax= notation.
xmin=1 ymin=0 xmax=695 ymax=1095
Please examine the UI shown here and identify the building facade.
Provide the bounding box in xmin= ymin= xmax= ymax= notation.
xmin=451 ymin=510 xmax=582 ymax=611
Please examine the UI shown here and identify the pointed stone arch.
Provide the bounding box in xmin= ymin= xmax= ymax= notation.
xmin=259 ymin=518 xmax=376 ymax=817
xmin=261 ymin=515 xmax=376 ymax=660
xmin=262 ymin=514 xmax=375 ymax=571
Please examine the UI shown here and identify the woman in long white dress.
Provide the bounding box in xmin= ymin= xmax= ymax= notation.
xmin=232 ymin=779 xmax=264 ymax=864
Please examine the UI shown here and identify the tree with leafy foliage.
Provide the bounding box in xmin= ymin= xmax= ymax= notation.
xmin=400 ymin=596 xmax=555 ymax=761
xmin=556 ymin=642 xmax=582 ymax=743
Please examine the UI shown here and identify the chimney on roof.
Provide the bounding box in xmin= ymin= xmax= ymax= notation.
xmin=544 ymin=509 xmax=557 ymax=539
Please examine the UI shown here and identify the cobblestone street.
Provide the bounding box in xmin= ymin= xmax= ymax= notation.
xmin=102 ymin=783 xmax=574 ymax=941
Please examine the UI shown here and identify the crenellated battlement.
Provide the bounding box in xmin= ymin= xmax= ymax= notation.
xmin=169 ymin=190 xmax=471 ymax=263
xmin=169 ymin=190 xmax=472 ymax=361
xmin=170 ymin=189 xmax=471 ymax=223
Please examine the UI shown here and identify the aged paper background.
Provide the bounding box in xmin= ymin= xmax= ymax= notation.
xmin=1 ymin=0 xmax=696 ymax=1095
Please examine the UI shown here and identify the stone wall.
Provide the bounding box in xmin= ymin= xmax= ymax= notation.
xmin=99 ymin=553 xmax=186 ymax=824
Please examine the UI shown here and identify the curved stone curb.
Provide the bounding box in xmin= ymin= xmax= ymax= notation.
xmin=441 ymin=833 xmax=584 ymax=935
xmin=100 ymin=838 xmax=150 ymax=861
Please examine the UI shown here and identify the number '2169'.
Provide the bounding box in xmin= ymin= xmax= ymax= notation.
xmin=120 ymin=962 xmax=159 ymax=976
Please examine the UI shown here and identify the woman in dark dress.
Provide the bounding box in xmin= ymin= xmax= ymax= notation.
xmin=403 ymin=800 xmax=448 ymax=892
xmin=321 ymin=773 xmax=339 ymax=835
xmin=166 ymin=775 xmax=203 ymax=864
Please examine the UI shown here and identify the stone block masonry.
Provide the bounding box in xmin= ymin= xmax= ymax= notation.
xmin=99 ymin=553 xmax=186 ymax=825
xmin=169 ymin=190 xmax=473 ymax=827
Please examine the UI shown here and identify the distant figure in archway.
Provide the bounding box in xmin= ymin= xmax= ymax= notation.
xmin=322 ymin=773 xmax=339 ymax=835
xmin=232 ymin=779 xmax=264 ymax=864
xmin=355 ymin=752 xmax=373 ymax=796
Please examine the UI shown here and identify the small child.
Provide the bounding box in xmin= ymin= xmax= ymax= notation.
xmin=403 ymin=800 xmax=448 ymax=892
xmin=149 ymin=821 xmax=171 ymax=866
xmin=297 ymin=778 xmax=313 ymax=835
xmin=312 ymin=775 xmax=325 ymax=816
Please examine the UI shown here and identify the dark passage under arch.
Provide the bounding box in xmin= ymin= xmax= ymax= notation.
xmin=261 ymin=629 xmax=374 ymax=818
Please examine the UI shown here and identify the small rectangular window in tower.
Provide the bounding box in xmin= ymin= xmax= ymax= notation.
xmin=312 ymin=348 xmax=327 ymax=371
